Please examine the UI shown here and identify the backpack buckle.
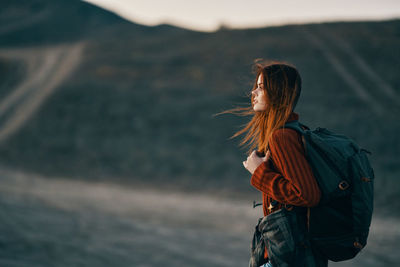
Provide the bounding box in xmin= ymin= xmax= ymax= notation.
xmin=361 ymin=177 xmax=371 ymax=182
xmin=354 ymin=237 xmax=364 ymax=249
xmin=338 ymin=180 xmax=350 ymax=190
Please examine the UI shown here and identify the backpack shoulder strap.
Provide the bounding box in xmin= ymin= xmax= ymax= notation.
xmin=282 ymin=120 xmax=310 ymax=134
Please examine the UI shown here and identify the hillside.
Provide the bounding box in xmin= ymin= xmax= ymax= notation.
xmin=0 ymin=0 xmax=399 ymax=208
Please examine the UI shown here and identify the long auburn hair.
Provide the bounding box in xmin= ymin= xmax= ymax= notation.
xmin=221 ymin=60 xmax=302 ymax=155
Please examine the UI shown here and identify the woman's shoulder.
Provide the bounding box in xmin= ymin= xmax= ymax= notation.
xmin=271 ymin=127 xmax=299 ymax=140
xmin=270 ymin=127 xmax=302 ymax=149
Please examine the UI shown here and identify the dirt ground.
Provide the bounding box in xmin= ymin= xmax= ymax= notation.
xmin=0 ymin=168 xmax=399 ymax=267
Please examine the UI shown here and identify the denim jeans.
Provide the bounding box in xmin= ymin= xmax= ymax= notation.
xmin=259 ymin=261 xmax=273 ymax=267
xmin=251 ymin=207 xmax=329 ymax=267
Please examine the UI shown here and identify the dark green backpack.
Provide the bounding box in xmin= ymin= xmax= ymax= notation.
xmin=283 ymin=120 xmax=374 ymax=262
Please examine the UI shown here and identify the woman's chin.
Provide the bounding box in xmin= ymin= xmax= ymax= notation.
xmin=253 ymin=105 xmax=266 ymax=112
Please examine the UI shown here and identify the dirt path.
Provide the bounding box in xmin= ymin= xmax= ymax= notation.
xmin=0 ymin=42 xmax=85 ymax=143
xmin=315 ymin=25 xmax=400 ymax=106
xmin=300 ymin=27 xmax=384 ymax=116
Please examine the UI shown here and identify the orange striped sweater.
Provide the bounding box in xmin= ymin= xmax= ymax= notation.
xmin=250 ymin=112 xmax=321 ymax=259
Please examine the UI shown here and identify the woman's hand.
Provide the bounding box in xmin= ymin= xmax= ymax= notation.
xmin=243 ymin=150 xmax=270 ymax=174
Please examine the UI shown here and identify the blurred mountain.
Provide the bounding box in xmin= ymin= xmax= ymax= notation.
xmin=0 ymin=0 xmax=399 ymax=208
xmin=0 ymin=0 xmax=143 ymax=45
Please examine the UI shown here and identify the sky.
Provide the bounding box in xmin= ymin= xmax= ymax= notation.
xmin=83 ymin=0 xmax=400 ymax=32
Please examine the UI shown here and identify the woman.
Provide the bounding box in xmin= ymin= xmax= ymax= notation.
xmin=235 ymin=62 xmax=328 ymax=266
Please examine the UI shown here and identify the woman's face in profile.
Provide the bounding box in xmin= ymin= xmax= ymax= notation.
xmin=252 ymin=74 xmax=267 ymax=112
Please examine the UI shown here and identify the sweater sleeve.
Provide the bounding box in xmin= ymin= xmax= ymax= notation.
xmin=250 ymin=128 xmax=321 ymax=207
